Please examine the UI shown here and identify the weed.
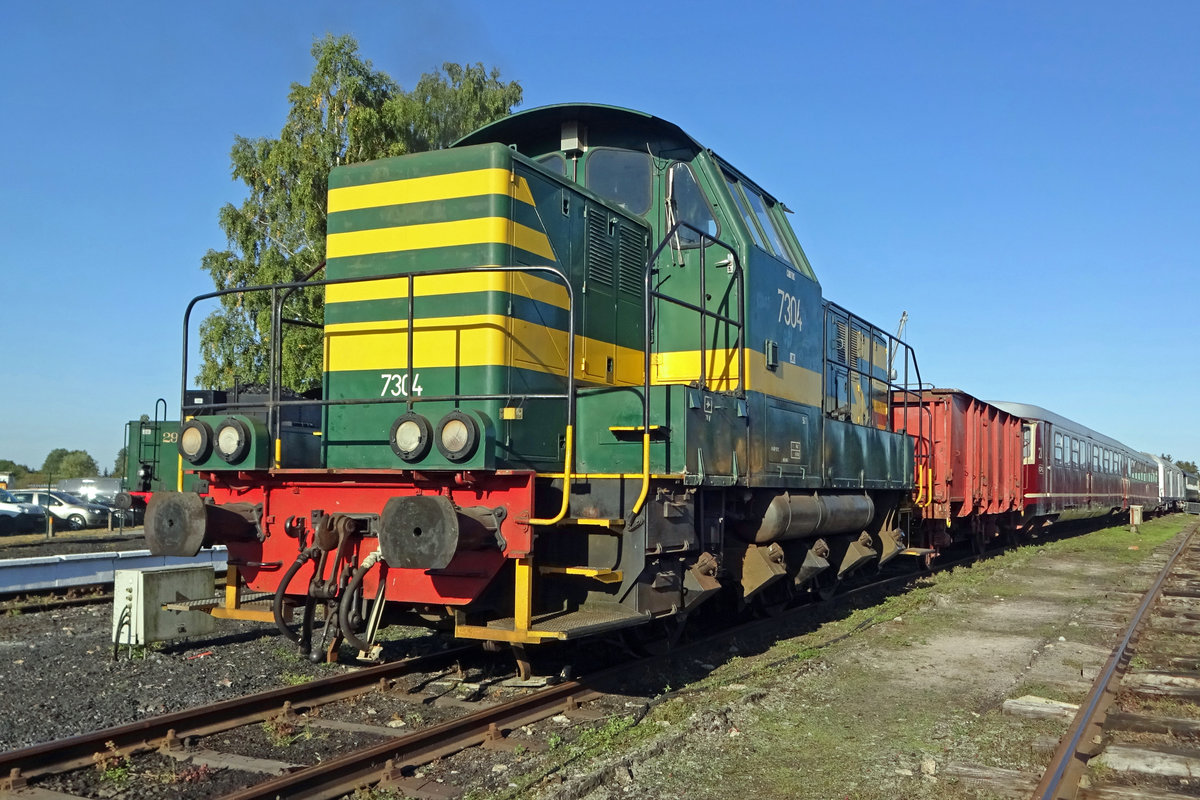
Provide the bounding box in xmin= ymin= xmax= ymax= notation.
xmin=176 ymin=763 xmax=215 ymax=783
xmin=5 ymin=607 xmax=21 ymax=617
xmin=262 ymin=717 xmax=314 ymax=747
xmin=351 ymin=787 xmax=409 ymax=800
xmin=92 ymin=741 xmax=131 ymax=788
xmin=273 ymin=645 xmax=305 ymax=665
xmin=1088 ymin=757 xmax=1114 ymax=784
xmin=547 ymin=732 xmax=564 ymax=750
xmin=279 ymin=671 xmax=310 ymax=686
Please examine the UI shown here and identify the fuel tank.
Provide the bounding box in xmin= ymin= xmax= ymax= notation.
xmin=738 ymin=491 xmax=875 ymax=544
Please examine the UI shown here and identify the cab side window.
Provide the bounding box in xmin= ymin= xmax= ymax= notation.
xmin=668 ymin=163 xmax=717 ymax=246
xmin=724 ymin=175 xmax=765 ymax=249
xmin=536 ymin=153 xmax=566 ymax=176
xmin=585 ymin=149 xmax=652 ymax=215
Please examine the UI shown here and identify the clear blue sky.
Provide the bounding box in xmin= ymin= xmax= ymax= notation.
xmin=1 ymin=0 xmax=1196 ymax=472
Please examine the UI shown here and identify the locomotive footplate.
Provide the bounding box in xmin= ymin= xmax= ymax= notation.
xmin=456 ymin=604 xmax=648 ymax=642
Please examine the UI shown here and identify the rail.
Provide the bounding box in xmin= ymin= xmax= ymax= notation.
xmin=1033 ymin=522 xmax=1200 ymax=798
xmin=0 ymin=645 xmax=475 ymax=785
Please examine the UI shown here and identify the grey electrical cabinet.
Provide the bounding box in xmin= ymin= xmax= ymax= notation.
xmin=112 ymin=565 xmax=216 ymax=645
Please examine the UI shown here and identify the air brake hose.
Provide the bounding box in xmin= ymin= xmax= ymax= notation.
xmin=273 ymin=547 xmax=320 ymax=642
xmin=338 ymin=550 xmax=385 ymax=654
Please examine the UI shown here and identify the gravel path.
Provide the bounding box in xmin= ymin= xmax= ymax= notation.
xmin=0 ymin=601 xmax=351 ymax=751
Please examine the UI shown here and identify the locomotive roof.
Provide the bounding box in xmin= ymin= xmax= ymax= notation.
xmin=453 ymin=103 xmax=704 ymax=151
xmin=989 ymin=400 xmax=1142 ymax=456
xmin=454 ymin=102 xmax=788 ymax=209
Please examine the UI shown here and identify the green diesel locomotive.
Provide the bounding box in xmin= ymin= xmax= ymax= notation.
xmin=147 ymin=104 xmax=922 ymax=669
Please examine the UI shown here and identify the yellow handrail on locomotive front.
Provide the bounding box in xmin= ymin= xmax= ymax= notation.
xmin=528 ymin=425 xmax=574 ymax=526
xmin=632 ymin=431 xmax=651 ymax=515
xmin=914 ymin=463 xmax=926 ymax=508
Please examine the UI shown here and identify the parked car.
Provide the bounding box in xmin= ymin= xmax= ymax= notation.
xmin=0 ymin=489 xmax=48 ymax=534
xmin=10 ymin=489 xmax=110 ymax=530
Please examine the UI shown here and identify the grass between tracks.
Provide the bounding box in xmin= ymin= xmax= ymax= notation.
xmin=466 ymin=515 xmax=1191 ymax=800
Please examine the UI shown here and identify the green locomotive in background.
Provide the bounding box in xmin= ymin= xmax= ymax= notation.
xmin=147 ymin=104 xmax=922 ymax=667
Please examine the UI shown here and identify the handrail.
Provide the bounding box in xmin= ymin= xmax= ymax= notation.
xmin=180 ymin=264 xmax=577 ymax=500
xmin=636 ymin=222 xmax=745 ymax=515
xmin=823 ymin=301 xmax=926 ymax=502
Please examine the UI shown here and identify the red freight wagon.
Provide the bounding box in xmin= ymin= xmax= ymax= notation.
xmin=893 ymin=388 xmax=1024 ymax=553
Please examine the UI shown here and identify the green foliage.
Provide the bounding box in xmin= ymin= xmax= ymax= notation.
xmin=36 ymin=449 xmax=99 ymax=480
xmin=197 ymin=34 xmax=522 ymax=390
xmin=113 ymin=446 xmax=127 ymax=479
xmin=279 ymin=670 xmax=310 ymax=686
xmin=1177 ymin=459 xmax=1197 ymax=474
xmin=0 ymin=460 xmax=30 ymax=486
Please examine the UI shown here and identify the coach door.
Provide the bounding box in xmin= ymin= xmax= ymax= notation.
xmin=1085 ymin=441 xmax=1094 ymax=512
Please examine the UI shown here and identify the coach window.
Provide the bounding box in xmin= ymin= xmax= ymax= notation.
xmin=585 ymin=149 xmax=652 ymax=215
xmin=1103 ymin=450 xmax=1110 ymax=472
xmin=1071 ymin=439 xmax=1080 ymax=466
xmin=667 ymin=163 xmax=718 ymax=246
xmin=1054 ymin=433 xmax=1063 ymax=463
xmin=1093 ymin=446 xmax=1100 ymax=470
xmin=1022 ymin=427 xmax=1031 ymax=461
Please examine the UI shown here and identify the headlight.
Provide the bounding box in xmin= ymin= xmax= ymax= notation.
xmin=215 ymin=418 xmax=252 ymax=463
xmin=390 ymin=412 xmax=432 ymax=462
xmin=435 ymin=411 xmax=479 ymax=462
xmin=179 ymin=420 xmax=214 ymax=464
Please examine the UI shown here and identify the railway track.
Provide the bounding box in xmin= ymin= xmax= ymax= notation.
xmin=1016 ymin=520 xmax=1200 ymax=799
xmin=945 ymin=520 xmax=1200 ymax=800
xmin=0 ymin=518 xmax=1123 ymax=799
xmin=0 ymin=644 xmax=475 ymax=793
xmin=0 ymin=540 xmax=984 ymax=800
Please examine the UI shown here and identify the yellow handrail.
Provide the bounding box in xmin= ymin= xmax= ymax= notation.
xmin=632 ymin=431 xmax=652 ymax=515
xmin=529 ymin=425 xmax=574 ymax=525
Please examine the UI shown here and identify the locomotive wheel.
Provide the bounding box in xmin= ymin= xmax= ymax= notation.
xmin=813 ymin=571 xmax=838 ymax=602
xmin=622 ymin=616 xmax=686 ymax=657
xmin=752 ymin=581 xmax=793 ymax=618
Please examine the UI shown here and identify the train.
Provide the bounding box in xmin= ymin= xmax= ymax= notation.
xmin=115 ymin=400 xmax=197 ymax=520
xmin=143 ymin=103 xmax=1182 ymax=672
